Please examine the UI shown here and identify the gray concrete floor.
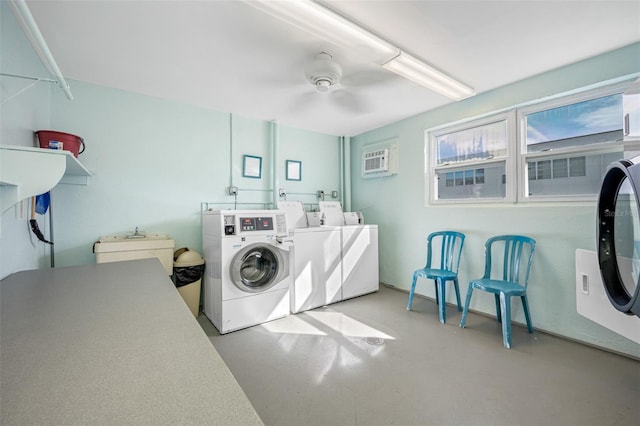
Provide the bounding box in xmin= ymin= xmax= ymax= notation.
xmin=197 ymin=285 xmax=640 ymax=426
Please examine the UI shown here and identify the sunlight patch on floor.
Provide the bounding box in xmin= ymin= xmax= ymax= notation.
xmin=306 ymin=311 xmax=395 ymax=340
xmin=261 ymin=314 xmax=327 ymax=335
xmin=260 ymin=310 xmax=395 ymax=341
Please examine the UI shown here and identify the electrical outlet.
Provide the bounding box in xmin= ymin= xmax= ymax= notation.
xmin=228 ymin=186 xmax=238 ymax=196
xmin=279 ymin=188 xmax=286 ymax=197
xmin=317 ymin=190 xmax=325 ymax=200
xmin=331 ymin=190 xmax=338 ymax=199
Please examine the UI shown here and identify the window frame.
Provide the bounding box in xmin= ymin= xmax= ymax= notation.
xmin=428 ymin=111 xmax=517 ymax=205
xmin=424 ymin=79 xmax=637 ymax=206
xmin=517 ymin=83 xmax=628 ymax=203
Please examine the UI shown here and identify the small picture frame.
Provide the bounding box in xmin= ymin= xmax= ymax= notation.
xmin=243 ymin=155 xmax=262 ymax=179
xmin=286 ymin=160 xmax=302 ymax=181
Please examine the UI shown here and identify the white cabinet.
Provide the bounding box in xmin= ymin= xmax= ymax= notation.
xmin=0 ymin=145 xmax=91 ymax=213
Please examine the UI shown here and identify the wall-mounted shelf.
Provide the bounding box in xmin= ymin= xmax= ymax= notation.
xmin=0 ymin=145 xmax=91 ymax=213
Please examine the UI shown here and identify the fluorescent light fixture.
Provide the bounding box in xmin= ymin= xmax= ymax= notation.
xmin=244 ymin=0 xmax=474 ymax=100
xmin=244 ymin=0 xmax=399 ymax=65
xmin=8 ymin=0 xmax=73 ymax=100
xmin=383 ymin=51 xmax=475 ymax=100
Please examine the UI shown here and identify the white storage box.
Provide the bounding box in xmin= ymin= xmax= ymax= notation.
xmin=94 ymin=234 xmax=175 ymax=275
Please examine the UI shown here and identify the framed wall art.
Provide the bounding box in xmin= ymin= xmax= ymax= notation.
xmin=286 ymin=160 xmax=302 ymax=181
xmin=243 ymin=155 xmax=262 ymax=179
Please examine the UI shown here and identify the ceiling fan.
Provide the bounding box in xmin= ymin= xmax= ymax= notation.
xmin=305 ymin=51 xmax=342 ymax=92
xmin=291 ymin=51 xmax=387 ymax=114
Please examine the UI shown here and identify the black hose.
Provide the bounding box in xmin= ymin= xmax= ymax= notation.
xmin=29 ymin=219 xmax=53 ymax=245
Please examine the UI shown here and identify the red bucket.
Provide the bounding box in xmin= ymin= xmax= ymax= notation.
xmin=35 ymin=130 xmax=85 ymax=158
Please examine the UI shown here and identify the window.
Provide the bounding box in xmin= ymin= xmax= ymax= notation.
xmin=436 ymin=165 xmax=505 ymax=200
xmin=429 ymin=112 xmax=515 ymax=203
xmin=426 ymin=81 xmax=631 ymax=205
xmin=528 ymin=157 xmax=588 ymax=181
xmin=443 ymin=169 xmax=486 ymax=188
xmin=435 ymin=120 xmax=508 ymax=165
xmin=536 ymin=160 xmax=552 ymax=180
xmin=569 ymin=156 xmax=587 ymax=177
xmin=552 ymin=158 xmax=568 ymax=178
xmin=519 ymin=89 xmax=624 ymax=200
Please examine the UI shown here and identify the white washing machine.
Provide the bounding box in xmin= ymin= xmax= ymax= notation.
xmin=319 ymin=201 xmax=379 ymax=300
xmin=278 ymin=201 xmax=342 ymax=313
xmin=202 ymin=209 xmax=292 ymax=334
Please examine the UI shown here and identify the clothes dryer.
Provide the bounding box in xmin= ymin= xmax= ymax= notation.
xmin=202 ymin=209 xmax=292 ymax=333
xmin=277 ymin=201 xmax=342 ymax=313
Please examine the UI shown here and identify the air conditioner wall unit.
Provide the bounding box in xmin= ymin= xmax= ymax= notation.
xmin=362 ymin=148 xmax=389 ymax=174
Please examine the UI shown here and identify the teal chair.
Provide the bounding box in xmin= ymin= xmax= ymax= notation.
xmin=407 ymin=231 xmax=465 ymax=323
xmin=459 ymin=235 xmax=536 ymax=348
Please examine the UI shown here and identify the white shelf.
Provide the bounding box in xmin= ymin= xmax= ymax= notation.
xmin=0 ymin=145 xmax=91 ymax=213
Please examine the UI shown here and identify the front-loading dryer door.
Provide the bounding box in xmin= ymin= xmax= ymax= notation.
xmin=230 ymin=242 xmax=288 ymax=293
xmin=598 ymin=158 xmax=640 ymax=316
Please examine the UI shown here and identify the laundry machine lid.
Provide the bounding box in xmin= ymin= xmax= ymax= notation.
xmin=277 ymin=201 xmax=308 ymax=229
xmin=319 ymin=201 xmax=345 ymax=226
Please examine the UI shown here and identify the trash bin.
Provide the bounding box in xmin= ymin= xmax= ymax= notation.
xmin=173 ymin=248 xmax=205 ymax=317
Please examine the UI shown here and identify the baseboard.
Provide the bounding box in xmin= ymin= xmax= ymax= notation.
xmin=381 ymin=281 xmax=640 ymax=361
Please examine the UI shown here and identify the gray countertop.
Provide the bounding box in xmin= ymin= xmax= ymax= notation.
xmin=1 ymin=259 xmax=263 ymax=425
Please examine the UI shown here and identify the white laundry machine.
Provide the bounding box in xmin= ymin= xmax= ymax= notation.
xmin=278 ymin=201 xmax=342 ymax=313
xmin=202 ymin=209 xmax=292 ymax=334
xmin=319 ymin=201 xmax=379 ymax=300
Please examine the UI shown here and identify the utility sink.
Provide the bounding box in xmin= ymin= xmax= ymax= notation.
xmin=101 ymin=233 xmax=168 ymax=241
xmin=93 ymin=234 xmax=175 ymax=275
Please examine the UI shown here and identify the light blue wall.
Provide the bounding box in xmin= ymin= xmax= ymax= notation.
xmin=0 ymin=1 xmax=53 ymax=278
xmin=47 ymin=81 xmax=340 ymax=268
xmin=350 ymin=43 xmax=640 ymax=358
xmin=49 ymin=81 xmax=232 ymax=267
xmin=278 ymin=125 xmax=342 ymax=207
xmin=228 ymin=114 xmax=271 ymax=204
xmin=2 ymin=0 xmax=638 ymax=357
xmin=0 ymin=2 xmax=340 ymax=278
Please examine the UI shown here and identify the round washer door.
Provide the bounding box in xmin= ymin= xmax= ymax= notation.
xmin=229 ymin=242 xmax=288 ymax=293
xmin=597 ymin=158 xmax=640 ymax=317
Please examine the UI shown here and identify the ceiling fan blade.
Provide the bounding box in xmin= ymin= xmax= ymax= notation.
xmin=341 ymin=68 xmax=398 ymax=88
xmin=287 ymin=91 xmax=321 ymax=113
xmin=329 ymin=89 xmax=371 ymax=114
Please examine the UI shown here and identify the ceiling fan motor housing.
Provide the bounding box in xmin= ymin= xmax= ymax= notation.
xmin=305 ymin=52 xmax=342 ymax=92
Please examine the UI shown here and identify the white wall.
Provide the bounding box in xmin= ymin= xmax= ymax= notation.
xmin=350 ymin=43 xmax=640 ymax=358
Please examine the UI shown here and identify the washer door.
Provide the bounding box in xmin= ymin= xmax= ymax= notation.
xmin=230 ymin=242 xmax=288 ymax=293
xmin=597 ymin=158 xmax=640 ymax=317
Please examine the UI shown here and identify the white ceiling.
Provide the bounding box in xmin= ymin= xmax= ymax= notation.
xmin=25 ymin=0 xmax=640 ymax=136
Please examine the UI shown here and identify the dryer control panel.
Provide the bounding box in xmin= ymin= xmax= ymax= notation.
xmin=203 ymin=210 xmax=288 ymax=237
xmin=240 ymin=216 xmax=273 ymax=232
